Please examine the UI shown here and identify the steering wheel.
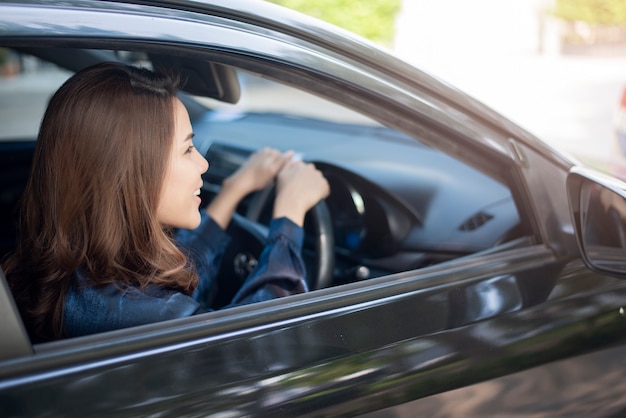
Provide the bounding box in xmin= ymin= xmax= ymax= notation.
xmin=248 ymin=184 xmax=334 ymax=287
xmin=212 ymin=184 xmax=334 ymax=308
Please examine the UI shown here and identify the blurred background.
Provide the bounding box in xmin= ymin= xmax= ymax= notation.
xmin=268 ymin=0 xmax=626 ymax=177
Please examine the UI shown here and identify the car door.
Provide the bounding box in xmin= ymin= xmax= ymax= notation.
xmin=2 ymin=2 xmax=626 ymax=417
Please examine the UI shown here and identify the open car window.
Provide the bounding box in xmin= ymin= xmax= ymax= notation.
xmin=0 ymin=47 xmax=527 ymax=341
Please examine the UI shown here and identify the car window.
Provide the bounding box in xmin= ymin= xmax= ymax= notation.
xmin=0 ymin=48 xmax=526 ymax=343
xmin=0 ymin=48 xmax=524 ymax=275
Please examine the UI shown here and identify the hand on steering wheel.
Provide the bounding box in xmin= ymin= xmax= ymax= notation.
xmin=273 ymin=158 xmax=330 ymax=226
xmin=243 ymin=155 xmax=334 ymax=291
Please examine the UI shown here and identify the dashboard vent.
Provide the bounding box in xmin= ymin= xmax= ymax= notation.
xmin=459 ymin=211 xmax=493 ymax=231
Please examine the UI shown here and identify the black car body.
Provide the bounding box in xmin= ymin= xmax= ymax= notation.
xmin=2 ymin=1 xmax=626 ymax=416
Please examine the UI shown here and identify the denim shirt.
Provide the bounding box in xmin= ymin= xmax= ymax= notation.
xmin=63 ymin=212 xmax=308 ymax=337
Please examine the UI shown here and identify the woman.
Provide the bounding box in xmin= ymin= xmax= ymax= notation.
xmin=3 ymin=62 xmax=329 ymax=342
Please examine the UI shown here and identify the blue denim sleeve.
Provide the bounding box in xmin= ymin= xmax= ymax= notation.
xmin=64 ymin=272 xmax=204 ymax=338
xmin=176 ymin=211 xmax=231 ymax=308
xmin=63 ymin=215 xmax=307 ymax=338
xmin=230 ymin=217 xmax=308 ymax=306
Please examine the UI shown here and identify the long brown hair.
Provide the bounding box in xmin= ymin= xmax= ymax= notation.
xmin=3 ymin=62 xmax=198 ymax=342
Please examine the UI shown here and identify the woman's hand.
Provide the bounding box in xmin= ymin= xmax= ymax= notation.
xmin=207 ymin=148 xmax=293 ymax=229
xmin=225 ymin=148 xmax=293 ymax=196
xmin=273 ymin=160 xmax=330 ymax=227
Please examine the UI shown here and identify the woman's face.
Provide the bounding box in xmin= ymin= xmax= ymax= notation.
xmin=156 ymin=99 xmax=209 ymax=229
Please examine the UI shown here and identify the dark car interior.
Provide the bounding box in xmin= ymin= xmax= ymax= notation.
xmin=0 ymin=47 xmax=526 ymax=307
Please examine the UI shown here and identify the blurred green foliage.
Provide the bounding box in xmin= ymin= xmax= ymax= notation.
xmin=266 ymin=0 xmax=402 ymax=45
xmin=554 ymin=0 xmax=626 ymax=25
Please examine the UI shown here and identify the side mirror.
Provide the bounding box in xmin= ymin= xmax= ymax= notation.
xmin=567 ymin=166 xmax=626 ymax=276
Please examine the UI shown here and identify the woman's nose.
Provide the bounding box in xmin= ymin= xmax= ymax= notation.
xmin=196 ymin=151 xmax=209 ymax=174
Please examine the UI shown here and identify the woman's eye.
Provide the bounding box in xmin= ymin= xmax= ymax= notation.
xmin=185 ymin=145 xmax=195 ymax=154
